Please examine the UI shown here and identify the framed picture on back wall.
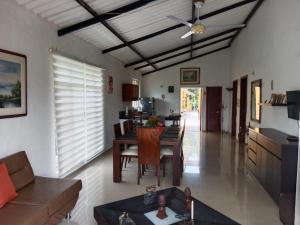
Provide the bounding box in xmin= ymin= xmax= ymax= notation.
xmin=180 ymin=68 xmax=200 ymax=85
xmin=0 ymin=49 xmax=27 ymax=119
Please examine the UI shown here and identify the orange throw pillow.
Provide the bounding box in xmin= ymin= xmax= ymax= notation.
xmin=0 ymin=163 xmax=18 ymax=208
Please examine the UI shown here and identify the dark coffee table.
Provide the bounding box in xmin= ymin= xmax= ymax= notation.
xmin=94 ymin=187 xmax=240 ymax=225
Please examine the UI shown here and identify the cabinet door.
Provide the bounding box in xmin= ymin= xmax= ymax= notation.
xmin=122 ymin=84 xmax=139 ymax=101
xmin=261 ymin=148 xmax=281 ymax=204
xmin=133 ymin=85 xmax=139 ymax=100
xmin=269 ymin=155 xmax=281 ymax=204
xmin=256 ymin=144 xmax=263 ymax=183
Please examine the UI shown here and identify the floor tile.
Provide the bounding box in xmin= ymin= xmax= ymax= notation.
xmin=60 ymin=112 xmax=282 ymax=225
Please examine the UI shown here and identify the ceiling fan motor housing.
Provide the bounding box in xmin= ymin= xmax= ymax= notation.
xmin=192 ymin=24 xmax=205 ymax=34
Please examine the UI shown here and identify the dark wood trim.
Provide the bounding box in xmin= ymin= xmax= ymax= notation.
xmin=206 ymin=86 xmax=222 ymax=132
xmin=126 ymin=29 xmax=239 ymax=68
xmin=231 ymin=80 xmax=238 ymax=137
xmin=58 ymin=0 xmax=158 ymax=36
xmin=74 ymin=0 xmax=157 ymax=70
xmin=103 ymin=0 xmax=256 ymax=54
xmin=229 ymin=0 xmax=265 ymax=45
xmin=250 ymin=79 xmax=262 ymax=123
xmin=0 ymin=49 xmax=27 ymax=119
xmin=190 ymin=4 xmax=196 ymax=58
xmin=134 ymin=35 xmax=234 ymax=70
xmin=239 ymin=75 xmax=248 ymax=143
xmin=142 ymin=45 xmax=230 ymax=76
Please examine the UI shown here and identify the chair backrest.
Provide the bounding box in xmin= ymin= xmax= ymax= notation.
xmin=123 ymin=120 xmax=130 ymax=134
xmin=137 ymin=127 xmax=160 ymax=165
xmin=128 ymin=120 xmax=134 ymax=130
xmin=114 ymin=123 xmax=122 ymax=138
xmin=181 ymin=121 xmax=186 ymax=143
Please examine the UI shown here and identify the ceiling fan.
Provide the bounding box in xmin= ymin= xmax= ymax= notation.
xmin=167 ymin=0 xmax=245 ymax=39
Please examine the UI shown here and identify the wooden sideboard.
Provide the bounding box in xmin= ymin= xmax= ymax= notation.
xmin=248 ymin=128 xmax=298 ymax=225
xmin=248 ymin=128 xmax=298 ymax=202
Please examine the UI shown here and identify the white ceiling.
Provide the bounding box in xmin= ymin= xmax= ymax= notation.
xmin=15 ymin=0 xmax=258 ymax=74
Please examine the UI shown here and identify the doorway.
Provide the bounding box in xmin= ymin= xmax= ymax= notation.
xmin=239 ymin=76 xmax=248 ymax=142
xmin=206 ymin=87 xmax=222 ymax=132
xmin=180 ymin=87 xmax=203 ymax=131
xmin=231 ymin=80 xmax=238 ymax=137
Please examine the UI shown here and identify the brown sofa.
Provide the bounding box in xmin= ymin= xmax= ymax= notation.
xmin=0 ymin=151 xmax=82 ymax=225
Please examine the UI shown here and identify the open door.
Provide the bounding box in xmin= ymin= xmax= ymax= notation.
xmin=206 ymin=87 xmax=222 ymax=132
xmin=180 ymin=88 xmax=202 ymax=131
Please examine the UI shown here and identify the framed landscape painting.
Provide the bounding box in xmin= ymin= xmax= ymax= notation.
xmin=0 ymin=49 xmax=27 ymax=118
xmin=180 ymin=68 xmax=200 ymax=85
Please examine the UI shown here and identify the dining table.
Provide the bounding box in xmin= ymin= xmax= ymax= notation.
xmin=113 ymin=126 xmax=184 ymax=186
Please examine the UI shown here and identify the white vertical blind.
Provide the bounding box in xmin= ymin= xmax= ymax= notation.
xmin=52 ymin=54 xmax=105 ymax=177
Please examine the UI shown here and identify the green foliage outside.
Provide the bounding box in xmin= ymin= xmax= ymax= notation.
xmin=187 ymin=88 xmax=199 ymax=111
xmin=0 ymin=81 xmax=21 ymax=104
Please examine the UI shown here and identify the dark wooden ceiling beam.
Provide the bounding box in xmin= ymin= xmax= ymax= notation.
xmin=74 ymin=0 xmax=157 ymax=70
xmin=135 ymin=35 xmax=234 ymax=70
xmin=103 ymin=0 xmax=256 ymax=54
xmin=190 ymin=4 xmax=196 ymax=58
xmin=229 ymin=0 xmax=265 ymax=45
xmin=142 ymin=45 xmax=230 ymax=76
xmin=125 ymin=28 xmax=239 ymax=67
xmin=58 ymin=0 xmax=158 ymax=36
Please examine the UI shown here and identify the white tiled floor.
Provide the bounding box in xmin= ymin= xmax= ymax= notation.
xmin=60 ymin=112 xmax=282 ymax=225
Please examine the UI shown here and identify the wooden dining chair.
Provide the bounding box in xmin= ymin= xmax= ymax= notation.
xmin=114 ymin=123 xmax=138 ymax=169
xmin=137 ymin=127 xmax=164 ymax=186
xmin=123 ymin=120 xmax=130 ymax=134
xmin=128 ymin=119 xmax=134 ymax=130
xmin=161 ymin=122 xmax=185 ymax=177
xmin=123 ymin=120 xmax=138 ymax=166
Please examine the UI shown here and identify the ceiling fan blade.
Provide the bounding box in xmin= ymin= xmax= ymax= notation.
xmin=181 ymin=31 xmax=194 ymax=39
xmin=206 ymin=24 xmax=245 ymax=31
xmin=167 ymin=15 xmax=192 ymax=28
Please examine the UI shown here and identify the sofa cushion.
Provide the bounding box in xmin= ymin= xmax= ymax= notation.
xmin=11 ymin=176 xmax=82 ymax=215
xmin=0 ymin=163 xmax=18 ymax=208
xmin=0 ymin=203 xmax=48 ymax=225
xmin=0 ymin=151 xmax=34 ymax=191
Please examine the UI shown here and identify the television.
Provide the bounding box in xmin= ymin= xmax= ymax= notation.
xmin=287 ymin=91 xmax=300 ymax=120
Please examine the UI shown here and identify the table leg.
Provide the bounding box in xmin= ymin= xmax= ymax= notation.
xmin=173 ymin=143 xmax=181 ymax=186
xmin=113 ymin=141 xmax=121 ymax=183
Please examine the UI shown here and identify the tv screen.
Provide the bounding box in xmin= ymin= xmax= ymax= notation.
xmin=287 ymin=91 xmax=300 ymax=120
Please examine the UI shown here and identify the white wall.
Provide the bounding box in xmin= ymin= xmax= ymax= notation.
xmin=231 ymin=0 xmax=300 ymax=222
xmin=231 ymin=0 xmax=300 ymax=137
xmin=0 ymin=0 xmax=140 ymax=177
xmin=142 ymin=49 xmax=232 ymax=132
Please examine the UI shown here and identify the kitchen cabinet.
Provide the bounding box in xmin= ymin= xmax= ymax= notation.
xmin=122 ymin=84 xmax=139 ymax=101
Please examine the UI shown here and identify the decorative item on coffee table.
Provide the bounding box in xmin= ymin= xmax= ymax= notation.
xmin=157 ymin=194 xmax=168 ymax=219
xmin=118 ymin=212 xmax=136 ymax=225
xmin=94 ymin=187 xmax=241 ymax=225
xmin=144 ymin=191 xmax=183 ymax=225
xmin=184 ymin=187 xmax=192 ymax=212
xmin=144 ymin=185 xmax=157 ymax=205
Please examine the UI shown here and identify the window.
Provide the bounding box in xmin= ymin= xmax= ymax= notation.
xmin=52 ymin=54 xmax=105 ymax=177
xmin=132 ymin=78 xmax=140 ymax=109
